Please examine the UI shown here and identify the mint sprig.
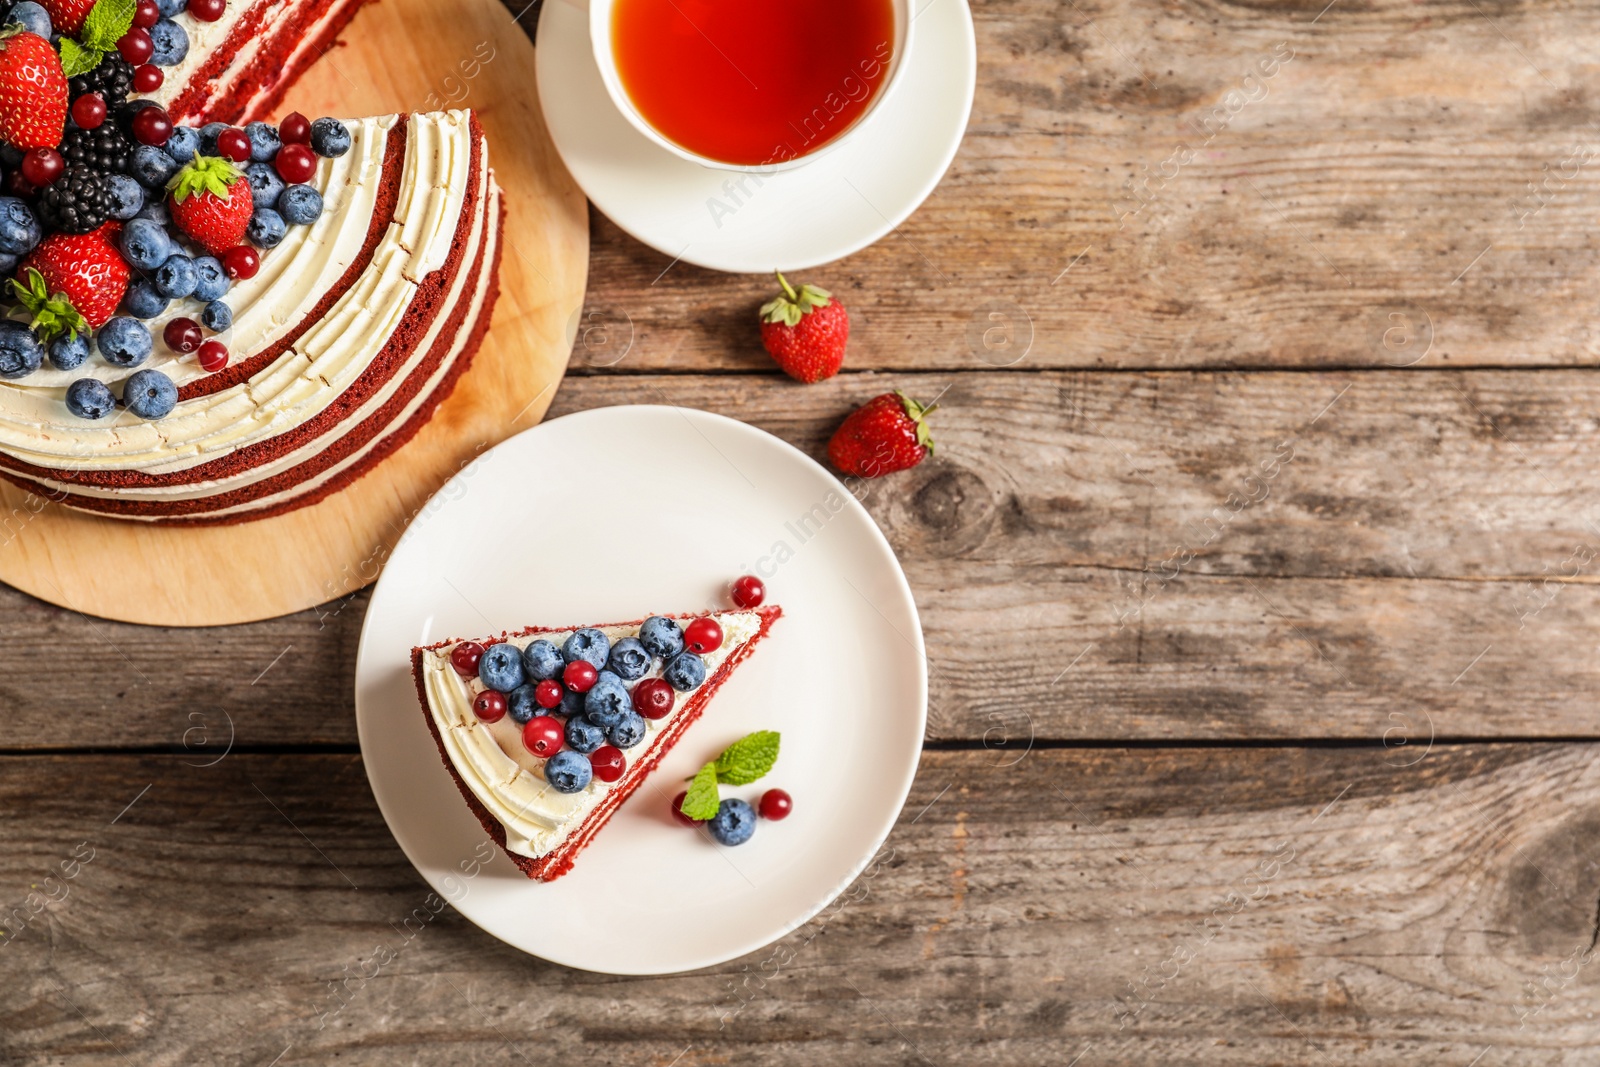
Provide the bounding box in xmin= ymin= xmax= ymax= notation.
xmin=57 ymin=0 xmax=135 ymax=79
xmin=680 ymin=731 xmax=782 ymax=821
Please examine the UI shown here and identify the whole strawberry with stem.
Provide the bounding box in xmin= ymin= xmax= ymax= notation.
xmin=827 ymin=391 xmax=937 ymax=478
xmin=759 ymin=270 xmax=848 ymax=383
xmin=167 ymin=155 xmax=253 ymax=254
xmin=16 ymin=222 xmax=129 ymax=332
xmin=40 ymin=0 xmax=97 ymax=36
xmin=0 ymin=27 xmax=66 ymax=149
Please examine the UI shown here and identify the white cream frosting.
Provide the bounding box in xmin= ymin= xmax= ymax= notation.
xmin=0 ymin=111 xmax=479 ymax=481
xmin=420 ymin=613 xmax=764 ymax=860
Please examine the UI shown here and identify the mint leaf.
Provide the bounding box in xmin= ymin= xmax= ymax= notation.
xmin=81 ymin=0 xmax=135 ymax=51
xmin=681 ymin=763 xmax=720 ymax=821
xmin=713 ymin=730 xmax=780 ymax=786
xmin=57 ymin=38 xmax=101 ymax=79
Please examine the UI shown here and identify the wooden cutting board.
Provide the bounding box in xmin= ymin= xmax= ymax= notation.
xmin=0 ymin=0 xmax=588 ymax=626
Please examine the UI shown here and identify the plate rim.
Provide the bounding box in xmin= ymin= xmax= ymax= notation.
xmin=354 ymin=403 xmax=928 ymax=974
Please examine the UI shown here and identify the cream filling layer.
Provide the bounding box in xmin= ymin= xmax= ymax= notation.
xmin=0 ymin=111 xmax=474 ymax=475
xmin=420 ymin=614 xmax=763 ymax=860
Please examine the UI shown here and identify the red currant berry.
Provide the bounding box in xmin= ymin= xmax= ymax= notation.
xmin=132 ymin=64 xmax=164 ymax=93
xmin=589 ymin=745 xmax=626 ymax=783
xmin=222 ymin=244 xmax=259 ymax=279
xmin=70 ymin=93 xmax=106 ymax=130
xmin=731 ymin=574 xmax=765 ymax=609
xmin=534 ymin=678 xmax=562 ymax=709
xmin=631 ymin=678 xmax=675 ymax=720
xmin=472 ymin=689 xmax=506 ymax=723
xmin=130 ymin=104 xmax=171 ymax=146
xmin=449 ymin=641 xmax=485 ymax=677
xmin=216 ymin=127 xmax=250 ymax=163
xmin=197 ymin=340 xmax=229 ymax=372
xmin=188 ymin=0 xmax=225 ymax=21
xmin=522 ymin=715 xmax=564 ymax=758
xmin=133 ymin=0 xmax=160 ymax=27
xmin=671 ymin=791 xmax=698 ymax=826
xmin=563 ymin=660 xmax=597 ymax=693
xmin=279 ymin=111 xmax=311 ymax=144
xmin=117 ymin=27 xmax=154 ymax=65
xmin=274 ymin=142 xmax=316 ymax=183
xmin=162 ymin=317 xmax=202 ymax=353
xmin=759 ymin=789 xmax=793 ymax=820
xmin=684 ymin=617 xmax=723 ymax=654
xmin=20 ymin=147 xmax=62 ymax=187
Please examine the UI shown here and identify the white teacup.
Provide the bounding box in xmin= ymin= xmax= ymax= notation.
xmin=589 ymin=0 xmax=914 ymax=172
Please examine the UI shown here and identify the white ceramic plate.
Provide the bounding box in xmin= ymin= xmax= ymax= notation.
xmin=533 ymin=0 xmax=976 ymax=273
xmin=354 ymin=406 xmax=927 ymax=974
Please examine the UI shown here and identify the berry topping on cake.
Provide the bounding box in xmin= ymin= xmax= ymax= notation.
xmin=121 ymin=366 xmax=173 ymax=418
xmin=534 ymin=678 xmax=562 ymax=709
xmin=39 ymin=0 xmax=96 ymax=37
xmin=472 ymin=689 xmax=506 ymax=723
xmin=449 ymin=641 xmax=485 ymax=677
xmin=278 ymin=110 xmax=309 ymax=144
xmin=562 ymin=659 xmax=597 ymax=693
xmin=196 ymin=337 xmax=226 ymax=371
xmin=564 ymin=715 xmax=604 ymax=754
xmin=19 ymin=144 xmax=61 ymax=186
xmin=638 ymin=615 xmax=684 ymax=659
xmin=64 ymin=375 xmax=112 ymax=418
xmin=662 ymin=650 xmax=706 ymax=691
xmin=16 ymin=222 xmax=129 ymax=331
xmin=220 ymin=242 xmax=255 ymax=278
xmin=166 ymin=153 xmax=250 ymax=252
xmin=544 ymin=750 xmax=592 ymax=794
xmin=0 ymin=320 xmax=42 ymax=378
xmin=70 ymin=91 xmax=105 ymax=129
xmin=589 ymin=745 xmax=626 ymax=783
xmin=631 ymin=677 xmax=674 ymax=719
xmin=0 ymin=29 xmax=66 ymax=150
xmin=759 ymin=788 xmax=793 ymax=820
xmin=522 ymin=715 xmax=563 ymax=758
xmin=478 ymin=642 xmax=525 ymax=692
xmin=731 ymin=574 xmax=765 ymax=608
xmin=36 ymin=164 xmax=113 ymax=233
xmin=683 ymin=616 xmax=723 ymax=654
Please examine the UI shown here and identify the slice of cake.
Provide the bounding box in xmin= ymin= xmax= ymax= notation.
xmin=412 ymin=607 xmax=782 ymax=881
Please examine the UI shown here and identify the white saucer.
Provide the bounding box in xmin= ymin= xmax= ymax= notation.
xmin=534 ymin=0 xmax=976 ymax=273
xmin=354 ymin=406 xmax=928 ymax=974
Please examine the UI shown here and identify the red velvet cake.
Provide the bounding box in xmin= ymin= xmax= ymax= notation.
xmin=412 ymin=607 xmax=782 ymax=881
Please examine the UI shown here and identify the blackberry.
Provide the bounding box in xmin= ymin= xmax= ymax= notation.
xmin=36 ymin=166 xmax=113 ymax=235
xmin=68 ymin=54 xmax=135 ymax=106
xmin=60 ymin=121 xmax=133 ymax=174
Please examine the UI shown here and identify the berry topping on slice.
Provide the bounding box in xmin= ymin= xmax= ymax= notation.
xmin=589 ymin=745 xmax=626 ymax=783
xmin=759 ymin=788 xmax=792 ymax=820
xmin=215 ymin=126 xmax=249 ymax=163
xmin=16 ymin=223 xmax=128 ymax=332
xmin=70 ymin=92 xmax=106 ymax=130
xmin=759 ymin=270 xmax=848 ymax=383
xmin=522 ymin=715 xmax=564 ymax=758
xmin=534 ymin=678 xmax=562 ymax=709
xmin=278 ymin=110 xmax=310 ymax=144
xmin=683 ymin=617 xmax=723 ymax=654
xmin=116 ymin=26 xmax=152 ymax=65
xmin=166 ymin=154 xmax=252 ymax=254
xmin=20 ymin=146 xmax=61 ymax=186
xmin=132 ymin=62 xmax=160 ymax=92
xmin=0 ymin=28 xmax=65 ymax=149
xmin=187 ymin=0 xmax=225 ymax=20
xmin=731 ymin=574 xmax=765 ymax=609
xmin=631 ymin=677 xmax=675 ymax=720
xmin=563 ymin=659 xmax=598 ymax=693
xmin=449 ymin=641 xmax=484 ymax=677
xmin=472 ymin=689 xmax=506 ymax=723
xmin=130 ymin=103 xmax=170 ymax=146
xmin=162 ymin=316 xmax=201 ymax=353
xmin=40 ymin=0 xmax=97 ymax=35
xmin=544 ymin=749 xmax=592 ymax=793
xmin=132 ymin=0 xmax=158 ymax=28
xmin=220 ymin=243 xmax=257 ymax=278
xmin=827 ymin=390 xmax=937 ymax=478
xmin=197 ymin=338 xmax=227 ymax=372
xmin=273 ymin=141 xmax=316 ymax=183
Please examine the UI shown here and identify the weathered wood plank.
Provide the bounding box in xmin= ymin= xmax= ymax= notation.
xmin=4 ymin=746 xmax=1599 ymax=1065
xmin=9 ymin=369 xmax=1600 ymax=746
xmin=562 ymin=0 xmax=1600 ymax=372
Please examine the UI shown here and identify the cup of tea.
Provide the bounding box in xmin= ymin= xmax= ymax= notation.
xmin=590 ymin=0 xmax=913 ymax=172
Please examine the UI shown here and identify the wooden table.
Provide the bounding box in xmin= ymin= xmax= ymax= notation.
xmin=5 ymin=1 xmax=1599 ymax=1062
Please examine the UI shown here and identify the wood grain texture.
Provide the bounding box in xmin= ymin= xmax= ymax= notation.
xmin=5 ymin=746 xmax=1600 ymax=1065
xmin=0 ymin=0 xmax=588 ymax=627
xmin=566 ymin=0 xmax=1600 ymax=373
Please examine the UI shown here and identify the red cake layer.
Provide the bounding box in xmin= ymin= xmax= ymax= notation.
xmin=410 ymin=607 xmax=784 ymax=882
xmin=166 ymin=0 xmax=376 ymax=126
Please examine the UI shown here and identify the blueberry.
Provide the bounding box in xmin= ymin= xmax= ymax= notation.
xmin=562 ymin=628 xmax=610 ymax=670
xmin=119 ymin=218 xmax=171 ymax=271
xmin=192 ymin=256 xmax=229 ymax=301
xmin=638 ymin=616 xmax=685 ymax=659
xmin=128 ymin=144 xmax=178 ymax=189
xmin=608 ymin=712 xmax=647 ymax=749
xmin=153 ymin=253 xmax=197 ymax=299
xmin=477 ymin=641 xmax=525 ymax=692
xmin=134 ymin=198 xmax=169 ymax=226
xmin=155 ymin=0 xmax=186 ymax=15
xmin=97 ymin=317 xmax=153 ymax=366
xmin=244 ymin=161 xmax=285 ymax=207
xmin=103 ymin=173 xmax=144 ymax=219
xmin=48 ymin=333 xmax=88 ymax=370
xmin=149 ymin=17 xmax=189 ymax=65
xmin=662 ymin=651 xmax=706 ymax=691
xmin=164 ymin=124 xmax=200 ymax=164
xmin=507 ymin=683 xmax=539 ymax=725
xmin=0 ymin=196 xmax=40 ymax=255
xmin=309 ymin=117 xmax=351 ymax=158
xmin=708 ymin=799 xmax=756 ymax=845
xmin=65 ymin=377 xmax=114 ymax=419
xmin=121 ymin=278 xmax=168 ymax=320
xmin=521 ymin=638 xmax=564 ymax=681
xmin=201 ymin=299 xmax=231 ymax=331
xmin=606 ymin=637 xmax=650 ymax=681
xmin=0 ymin=251 xmax=15 ymax=275
xmin=0 ymin=322 xmax=41 ymax=379
xmin=564 ymin=715 xmax=605 ymax=754
xmin=557 ymin=687 xmax=585 ymax=718
xmin=277 ymin=183 xmax=323 ymax=225
xmin=9 ymin=2 xmax=50 ymax=36
xmin=246 ymin=207 xmax=285 ymax=248
xmin=244 ymin=121 xmax=280 ymax=162
xmin=544 ymin=750 xmax=592 ymax=794
xmin=197 ymin=122 xmax=227 ymax=156
xmin=122 ymin=368 xmax=176 ymax=419
xmin=583 ymin=670 xmax=631 ymax=728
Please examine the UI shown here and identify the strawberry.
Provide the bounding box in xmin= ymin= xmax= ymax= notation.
xmin=827 ymin=391 xmax=937 ymax=479
xmin=0 ymin=28 xmax=66 ymax=149
xmin=166 ymin=155 xmax=253 ymax=254
xmin=759 ymin=271 xmax=848 ymax=383
xmin=39 ymin=0 xmax=96 ymax=36
xmin=16 ymin=222 xmax=129 ymax=333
